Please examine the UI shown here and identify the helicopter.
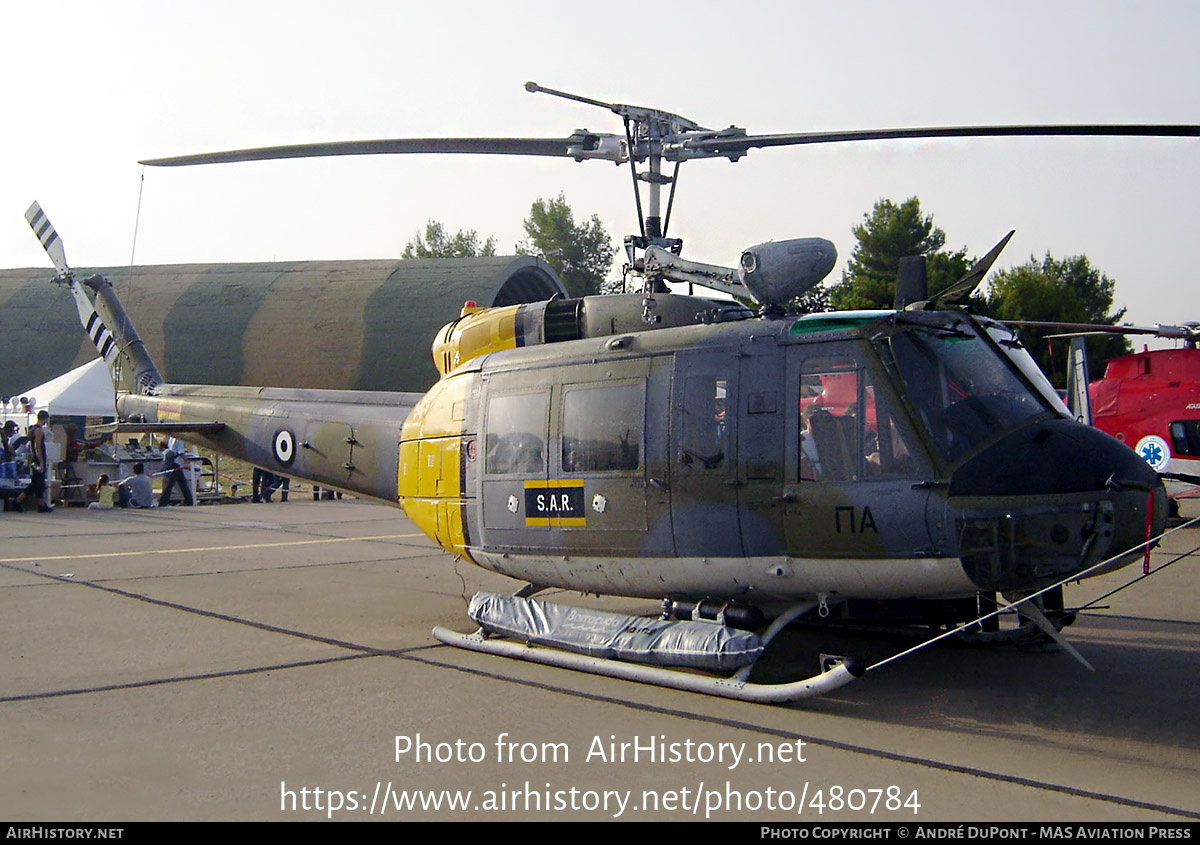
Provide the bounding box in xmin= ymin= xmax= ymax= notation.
xmin=1007 ymin=320 xmax=1200 ymax=515
xmin=26 ymin=82 xmax=1197 ymax=702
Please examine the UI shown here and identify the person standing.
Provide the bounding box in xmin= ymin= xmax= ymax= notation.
xmin=1 ymin=420 xmax=21 ymax=513
xmin=252 ymin=466 xmax=272 ymax=503
xmin=158 ymin=439 xmax=194 ymax=507
xmin=16 ymin=411 xmax=51 ymax=513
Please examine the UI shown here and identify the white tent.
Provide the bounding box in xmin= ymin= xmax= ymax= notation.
xmin=11 ymin=358 xmax=116 ymax=417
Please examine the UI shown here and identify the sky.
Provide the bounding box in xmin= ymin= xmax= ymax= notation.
xmin=2 ymin=1 xmax=1197 ymax=335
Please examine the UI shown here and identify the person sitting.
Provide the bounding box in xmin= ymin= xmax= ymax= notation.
xmin=1 ymin=420 xmax=19 ymax=461
xmin=799 ymin=405 xmax=823 ymax=480
xmin=89 ymin=474 xmax=115 ymax=510
xmin=117 ymin=462 xmax=155 ymax=509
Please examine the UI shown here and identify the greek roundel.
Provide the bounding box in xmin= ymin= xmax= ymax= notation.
xmin=273 ymin=428 xmax=296 ymax=465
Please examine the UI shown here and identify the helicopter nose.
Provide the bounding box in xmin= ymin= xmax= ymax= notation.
xmin=945 ymin=418 xmax=1166 ymax=593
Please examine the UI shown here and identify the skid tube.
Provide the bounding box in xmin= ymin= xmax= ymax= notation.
xmin=431 ymin=600 xmax=867 ymax=703
xmin=435 ymin=518 xmax=1200 ymax=702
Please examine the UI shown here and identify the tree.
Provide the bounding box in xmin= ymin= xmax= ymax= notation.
xmin=825 ymin=197 xmax=971 ymax=310
xmin=403 ymin=220 xmax=496 ymax=259
xmin=985 ymin=253 xmax=1131 ymax=387
xmin=779 ymin=286 xmax=832 ymax=315
xmin=516 ymin=194 xmax=616 ymax=298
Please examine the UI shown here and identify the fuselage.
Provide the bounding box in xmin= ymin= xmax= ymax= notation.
xmin=116 ymin=294 xmax=1166 ymax=607
xmin=396 ymin=297 xmax=1165 ymax=605
xmin=1090 ymin=347 xmax=1200 ymax=498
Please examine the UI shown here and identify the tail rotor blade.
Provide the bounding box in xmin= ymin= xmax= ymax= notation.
xmin=25 ymin=202 xmax=71 ymax=280
xmin=23 ymin=202 xmax=129 ymax=371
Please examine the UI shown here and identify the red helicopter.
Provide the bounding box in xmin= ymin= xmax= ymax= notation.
xmin=1011 ymin=321 xmax=1200 ymax=514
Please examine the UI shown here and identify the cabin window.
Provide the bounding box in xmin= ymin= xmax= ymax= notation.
xmin=561 ymin=382 xmax=643 ymax=473
xmin=679 ymin=376 xmax=729 ymax=471
xmin=1170 ymin=420 xmax=1200 ymax=457
xmin=485 ymin=391 xmax=548 ymax=474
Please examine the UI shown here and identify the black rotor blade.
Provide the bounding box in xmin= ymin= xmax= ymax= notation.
xmin=1003 ymin=321 xmax=1198 ymax=341
xmin=931 ymin=230 xmax=1015 ymax=307
xmin=140 ymin=137 xmax=585 ymax=167
xmin=685 ymin=124 xmax=1200 ymax=156
xmin=1004 ymin=321 xmax=1159 ymax=334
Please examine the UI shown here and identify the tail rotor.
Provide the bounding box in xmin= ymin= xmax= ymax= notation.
xmin=25 ymin=201 xmax=162 ymax=394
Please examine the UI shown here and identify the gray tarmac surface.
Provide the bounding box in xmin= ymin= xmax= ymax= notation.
xmin=2 ymin=497 xmax=1198 ymax=822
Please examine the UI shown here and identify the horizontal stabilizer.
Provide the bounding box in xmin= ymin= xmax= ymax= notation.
xmin=86 ymin=421 xmax=227 ymax=437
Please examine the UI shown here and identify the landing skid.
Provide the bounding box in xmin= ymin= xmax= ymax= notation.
xmin=431 ymin=624 xmax=866 ymax=703
xmin=433 ymin=594 xmax=867 ymax=703
xmin=437 ymin=522 xmax=1197 ymax=700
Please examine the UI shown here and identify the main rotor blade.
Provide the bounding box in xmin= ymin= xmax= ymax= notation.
xmin=1004 ymin=321 xmax=1200 ymax=342
xmin=142 ymin=124 xmax=1199 ymax=167
xmin=140 ymin=137 xmax=591 ymax=167
xmin=1014 ymin=599 xmax=1094 ymax=672
xmin=931 ymin=229 xmax=1015 ymax=307
xmin=684 ymin=123 xmax=1200 ymax=156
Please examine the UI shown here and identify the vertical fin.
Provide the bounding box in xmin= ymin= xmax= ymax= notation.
xmin=67 ymin=278 xmax=118 ymax=364
xmin=1066 ymin=336 xmax=1093 ymax=425
xmin=80 ymin=274 xmax=163 ymax=394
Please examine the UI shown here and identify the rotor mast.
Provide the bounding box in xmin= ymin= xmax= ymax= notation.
xmin=526 ymin=81 xmax=694 ymax=290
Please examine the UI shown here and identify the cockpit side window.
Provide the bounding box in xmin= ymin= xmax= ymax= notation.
xmin=1170 ymin=420 xmax=1200 ymax=457
xmin=800 ymin=356 xmax=859 ymax=481
xmin=863 ymin=376 xmax=917 ymax=478
xmin=797 ymin=353 xmax=918 ymax=482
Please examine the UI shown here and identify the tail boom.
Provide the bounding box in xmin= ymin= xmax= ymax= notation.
xmin=119 ymin=385 xmax=423 ymax=504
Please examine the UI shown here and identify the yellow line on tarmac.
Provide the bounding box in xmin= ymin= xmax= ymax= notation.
xmin=0 ymin=533 xmax=426 ymax=564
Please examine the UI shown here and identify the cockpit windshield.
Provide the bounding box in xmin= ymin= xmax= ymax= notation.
xmin=878 ymin=315 xmax=1058 ymax=463
xmin=984 ymin=323 xmax=1072 ymax=417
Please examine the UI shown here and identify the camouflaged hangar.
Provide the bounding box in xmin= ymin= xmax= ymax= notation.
xmin=0 ymin=256 xmax=566 ymax=397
